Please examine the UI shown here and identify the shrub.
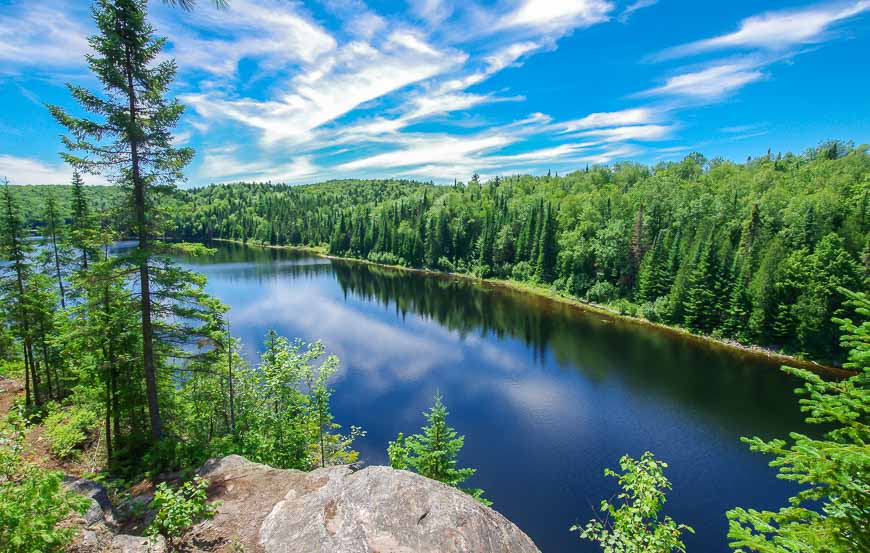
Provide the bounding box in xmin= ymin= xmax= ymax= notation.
xmin=572 ymin=452 xmax=693 ymax=552
xmin=367 ymin=251 xmax=404 ymax=266
xmin=43 ymin=404 xmax=98 ymax=460
xmin=652 ymin=296 xmax=673 ymax=323
xmin=640 ymin=301 xmax=660 ymax=322
xmin=586 ymin=281 xmax=617 ymax=303
xmin=147 ymin=477 xmax=218 ymax=548
xmin=436 ymin=256 xmax=455 ymax=272
xmin=0 ymin=360 xmax=22 ymax=379
xmin=0 ymin=426 xmax=89 ymax=552
xmin=614 ymin=299 xmax=639 ymax=317
xmin=510 ymin=261 xmax=534 ymax=282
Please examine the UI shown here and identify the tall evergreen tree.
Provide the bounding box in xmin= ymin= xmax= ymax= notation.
xmin=49 ymin=0 xmax=198 ymax=441
xmin=0 ymin=182 xmax=38 ymax=405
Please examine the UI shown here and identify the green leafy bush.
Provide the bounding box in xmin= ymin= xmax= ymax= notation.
xmin=147 ymin=477 xmax=218 ymax=548
xmin=510 ymin=260 xmax=534 ymax=282
xmin=0 ymin=360 xmax=22 ymax=378
xmin=586 ymin=281 xmax=617 ymax=303
xmin=572 ymin=451 xmax=693 ymax=553
xmin=43 ymin=404 xmax=98 ymax=459
xmin=0 ymin=426 xmax=89 ymax=553
xmin=613 ymin=299 xmax=639 ymax=317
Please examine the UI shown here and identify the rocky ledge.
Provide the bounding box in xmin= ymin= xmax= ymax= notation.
xmin=73 ymin=455 xmax=542 ymax=553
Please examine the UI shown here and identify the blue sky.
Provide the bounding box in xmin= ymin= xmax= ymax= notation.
xmin=0 ymin=0 xmax=869 ymax=186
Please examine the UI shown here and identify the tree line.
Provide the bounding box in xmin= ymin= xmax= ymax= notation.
xmin=160 ymin=147 xmax=870 ymax=364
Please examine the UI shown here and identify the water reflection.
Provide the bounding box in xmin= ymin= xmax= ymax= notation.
xmin=175 ymin=243 xmax=811 ymax=553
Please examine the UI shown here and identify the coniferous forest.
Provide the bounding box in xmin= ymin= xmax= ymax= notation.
xmin=173 ymin=145 xmax=866 ymax=364
xmin=0 ymin=1 xmax=868 ymax=553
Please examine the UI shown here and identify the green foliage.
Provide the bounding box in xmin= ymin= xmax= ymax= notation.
xmin=43 ymin=404 xmax=99 ymax=459
xmin=587 ymin=281 xmax=618 ymax=303
xmin=147 ymin=477 xmax=217 ymax=547
xmin=388 ymin=393 xmax=490 ymax=506
xmin=0 ymin=424 xmax=89 ymax=553
xmin=157 ymin=145 xmax=870 ymax=364
xmin=726 ymin=288 xmax=870 ymax=552
xmin=572 ymin=451 xmax=694 ymax=553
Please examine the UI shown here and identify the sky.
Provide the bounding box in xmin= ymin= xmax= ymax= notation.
xmin=0 ymin=0 xmax=869 ymax=186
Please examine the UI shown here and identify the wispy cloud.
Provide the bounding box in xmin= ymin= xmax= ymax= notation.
xmin=0 ymin=1 xmax=91 ymax=74
xmin=618 ymin=0 xmax=659 ymax=23
xmin=496 ymin=0 xmax=614 ymax=31
xmin=654 ymin=0 xmax=870 ymax=60
xmin=555 ymin=108 xmax=662 ymax=133
xmin=0 ymin=155 xmax=108 ymax=185
xmin=641 ymin=62 xmax=765 ymax=99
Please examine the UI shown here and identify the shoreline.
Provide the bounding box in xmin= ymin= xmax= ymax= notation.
xmin=209 ymin=238 xmax=847 ymax=377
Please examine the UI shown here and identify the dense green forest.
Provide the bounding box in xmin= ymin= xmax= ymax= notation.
xmin=165 ymin=145 xmax=870 ymax=364
xmin=1 ymin=1 xmax=867 ymax=552
xmin=16 ymin=146 xmax=870 ymax=365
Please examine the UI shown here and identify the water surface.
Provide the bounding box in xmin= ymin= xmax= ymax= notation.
xmin=175 ymin=244 xmax=810 ymax=553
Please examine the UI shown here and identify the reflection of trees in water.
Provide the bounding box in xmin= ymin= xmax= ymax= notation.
xmin=330 ymin=260 xmax=809 ymax=437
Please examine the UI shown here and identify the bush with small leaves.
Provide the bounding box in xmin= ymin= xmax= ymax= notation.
xmin=0 ymin=425 xmax=89 ymax=553
xmin=43 ymin=404 xmax=98 ymax=460
xmin=572 ymin=451 xmax=694 ymax=553
xmin=147 ymin=477 xmax=218 ymax=548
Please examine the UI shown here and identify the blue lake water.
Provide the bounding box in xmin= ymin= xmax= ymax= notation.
xmin=175 ymin=243 xmax=811 ymax=553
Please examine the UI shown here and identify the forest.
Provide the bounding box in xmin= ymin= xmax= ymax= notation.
xmin=0 ymin=0 xmax=867 ymax=552
xmin=15 ymin=145 xmax=870 ymax=365
xmin=170 ymin=144 xmax=870 ymax=365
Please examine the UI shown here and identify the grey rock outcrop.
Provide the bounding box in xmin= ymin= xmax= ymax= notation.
xmin=64 ymin=477 xmax=116 ymax=526
xmin=195 ymin=455 xmax=541 ymax=553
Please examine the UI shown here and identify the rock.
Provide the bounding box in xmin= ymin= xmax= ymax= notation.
xmin=64 ymin=477 xmax=116 ymax=525
xmin=110 ymin=534 xmax=166 ymax=553
xmin=196 ymin=455 xmax=541 ymax=553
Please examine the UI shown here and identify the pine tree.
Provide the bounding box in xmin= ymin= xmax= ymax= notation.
xmin=388 ymin=393 xmax=489 ymax=505
xmin=69 ymin=170 xmax=96 ymax=271
xmin=0 ymin=182 xmax=38 ymax=405
xmin=49 ymin=0 xmax=200 ymax=441
xmin=535 ymin=203 xmax=557 ymax=282
xmin=42 ymin=192 xmax=68 ymax=308
xmin=727 ymin=289 xmax=870 ymax=552
xmin=683 ymin=234 xmax=717 ymax=333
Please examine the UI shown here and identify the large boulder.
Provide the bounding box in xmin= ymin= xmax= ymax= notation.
xmin=195 ymin=455 xmax=541 ymax=553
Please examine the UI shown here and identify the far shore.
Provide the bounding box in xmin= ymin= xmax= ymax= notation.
xmin=207 ymin=237 xmax=848 ymax=378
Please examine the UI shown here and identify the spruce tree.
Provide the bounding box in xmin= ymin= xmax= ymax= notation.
xmin=388 ymin=393 xmax=489 ymax=505
xmin=727 ymin=289 xmax=870 ymax=552
xmin=42 ymin=192 xmax=68 ymax=308
xmin=0 ymin=182 xmax=38 ymax=405
xmin=49 ymin=0 xmax=202 ymax=441
xmin=535 ymin=203 xmax=557 ymax=282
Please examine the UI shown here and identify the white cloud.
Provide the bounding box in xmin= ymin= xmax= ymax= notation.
xmin=196 ymin=147 xmax=318 ymax=184
xmin=157 ymin=0 xmax=336 ymax=77
xmin=556 ymin=108 xmax=660 ymax=133
xmin=0 ymin=2 xmax=91 ymax=73
xmin=575 ymin=124 xmax=672 ymax=142
xmin=409 ymin=0 xmax=454 ymax=26
xmin=339 ymin=134 xmax=514 ymax=170
xmin=618 ymin=0 xmax=659 ymax=23
xmin=655 ymin=1 xmax=870 ymax=59
xmin=642 ymin=63 xmax=765 ymax=99
xmin=183 ymin=35 xmax=466 ymax=144
xmin=497 ymin=0 xmax=614 ymax=31
xmin=0 ymin=155 xmax=109 ymax=185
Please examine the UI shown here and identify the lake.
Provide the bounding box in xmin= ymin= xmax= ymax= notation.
xmin=174 ymin=242 xmax=811 ymax=553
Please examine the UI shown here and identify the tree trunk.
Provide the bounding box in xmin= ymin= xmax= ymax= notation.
xmin=38 ymin=321 xmax=53 ymax=401
xmin=124 ymin=34 xmax=163 ymax=441
xmin=22 ymin=343 xmax=31 ymax=407
xmin=50 ymin=228 xmax=66 ymax=308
